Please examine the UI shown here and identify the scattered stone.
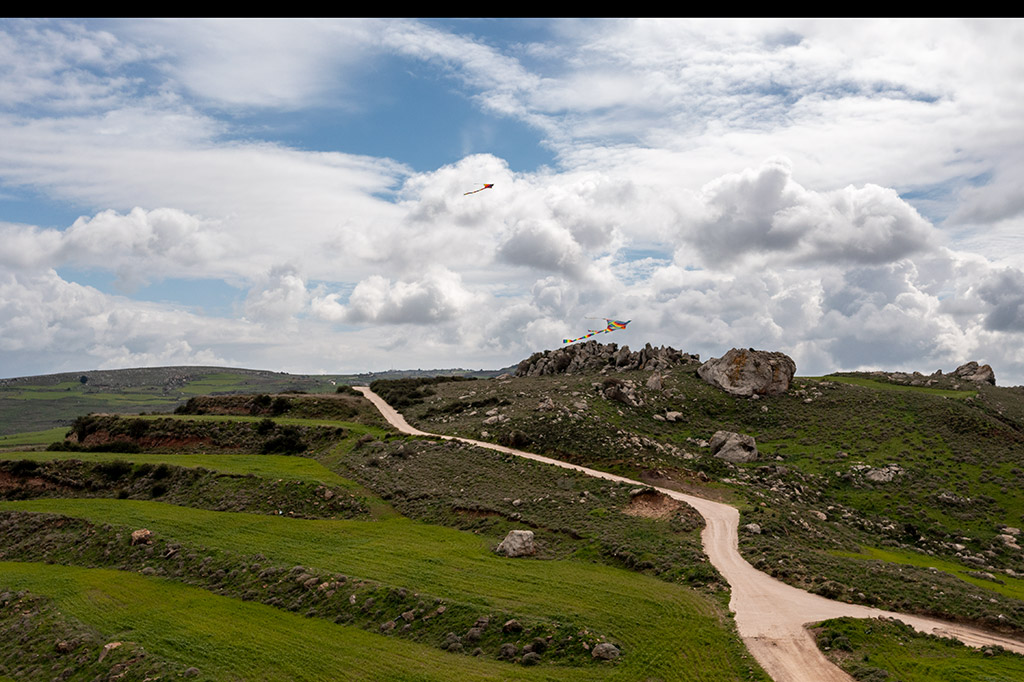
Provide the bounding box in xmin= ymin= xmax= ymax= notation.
xmin=709 ymin=430 xmax=759 ymax=463
xmin=496 ymin=530 xmax=535 ymax=557
xmin=742 ymin=523 xmax=762 ymax=535
xmin=697 ymin=348 xmax=796 ymax=397
xmin=498 ymin=642 xmax=518 ymax=659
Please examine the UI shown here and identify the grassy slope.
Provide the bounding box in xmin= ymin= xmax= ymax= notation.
xmin=0 ymin=425 xmax=767 ymax=681
xmin=814 ymin=616 xmax=1024 ymax=682
xmin=1 ymin=562 xmax=584 ymax=682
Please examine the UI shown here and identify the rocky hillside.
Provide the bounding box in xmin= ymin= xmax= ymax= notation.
xmin=376 ymin=343 xmax=1024 ymax=635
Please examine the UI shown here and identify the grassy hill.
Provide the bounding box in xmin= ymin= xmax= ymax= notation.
xmin=2 ymin=346 xmax=1024 ymax=681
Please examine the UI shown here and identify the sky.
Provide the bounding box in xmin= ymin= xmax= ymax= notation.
xmin=2 ymin=18 xmax=1024 ymax=384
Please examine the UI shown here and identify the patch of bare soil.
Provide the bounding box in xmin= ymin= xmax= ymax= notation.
xmin=640 ymin=467 xmax=735 ymax=503
xmin=622 ymin=489 xmax=681 ymax=519
xmin=0 ymin=471 xmax=62 ymax=495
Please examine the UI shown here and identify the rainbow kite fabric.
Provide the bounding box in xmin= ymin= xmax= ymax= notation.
xmin=563 ymin=319 xmax=631 ymax=344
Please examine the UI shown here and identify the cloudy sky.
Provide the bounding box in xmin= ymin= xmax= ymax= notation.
xmin=2 ymin=18 xmax=1024 ymax=384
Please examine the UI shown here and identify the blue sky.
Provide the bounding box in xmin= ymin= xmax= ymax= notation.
xmin=2 ymin=18 xmax=1024 ymax=384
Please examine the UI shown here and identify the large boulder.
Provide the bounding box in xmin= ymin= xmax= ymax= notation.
xmin=698 ymin=348 xmax=796 ymax=397
xmin=496 ymin=530 xmax=535 ymax=557
xmin=591 ymin=642 xmax=621 ymax=660
xmin=709 ymin=430 xmax=758 ymax=463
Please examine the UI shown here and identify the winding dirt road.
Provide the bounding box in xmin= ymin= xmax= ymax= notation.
xmin=355 ymin=386 xmax=1024 ymax=682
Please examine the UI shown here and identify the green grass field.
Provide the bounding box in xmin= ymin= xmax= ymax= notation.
xmin=815 ymin=616 xmax=1024 ymax=682
xmin=0 ymin=446 xmax=767 ymax=681
xmin=832 ymin=545 xmax=1024 ymax=602
xmin=0 ymin=449 xmax=363 ymax=489
xmin=1 ymin=561 xmax=592 ymax=682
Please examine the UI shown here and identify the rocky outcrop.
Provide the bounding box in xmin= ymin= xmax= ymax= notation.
xmin=515 ymin=341 xmax=699 ymax=377
xmin=495 ymin=530 xmax=535 ymax=557
xmin=698 ymin=348 xmax=796 ymax=397
xmin=709 ymin=430 xmax=758 ymax=463
xmin=953 ymin=361 xmax=996 ymax=385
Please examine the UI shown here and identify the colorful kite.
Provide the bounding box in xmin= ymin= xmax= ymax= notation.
xmin=464 ymin=183 xmax=494 ymax=195
xmin=563 ymin=318 xmax=631 ymax=344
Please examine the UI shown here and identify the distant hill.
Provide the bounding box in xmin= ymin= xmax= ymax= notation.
xmin=0 ymin=365 xmax=509 ymax=436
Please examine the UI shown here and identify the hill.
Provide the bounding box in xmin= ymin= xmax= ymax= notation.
xmin=0 ymin=365 xmax=505 ymax=437
xmin=2 ymin=343 xmax=1023 ymax=681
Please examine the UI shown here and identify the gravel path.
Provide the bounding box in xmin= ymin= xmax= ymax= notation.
xmin=355 ymin=386 xmax=1024 ymax=681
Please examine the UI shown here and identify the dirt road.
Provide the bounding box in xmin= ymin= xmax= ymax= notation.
xmin=355 ymin=386 xmax=1024 ymax=681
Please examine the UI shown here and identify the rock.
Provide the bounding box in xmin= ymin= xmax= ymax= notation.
xmin=98 ymin=642 xmax=122 ymax=663
xmin=665 ymin=411 xmax=683 ymax=422
xmin=953 ymin=361 xmax=996 ymax=385
xmin=521 ymin=651 xmax=542 ymax=665
xmin=503 ymin=619 xmax=523 ymax=634
xmin=697 ymin=348 xmax=796 ymax=397
xmin=498 ymin=642 xmax=518 ymax=659
xmin=442 ymin=632 xmax=462 ymax=651
xmin=864 ymin=464 xmax=903 ymax=483
xmin=997 ymin=534 xmax=1021 ymax=549
xmin=646 ymin=373 xmax=664 ymax=390
xmin=599 ymin=378 xmax=642 ymax=407
xmin=709 ymin=430 xmax=758 ymax=463
xmin=130 ymin=529 xmax=153 ymax=546
xmin=591 ymin=642 xmax=621 ymax=660
xmin=742 ymin=523 xmax=762 ymax=535
xmin=496 ymin=530 xmax=535 ymax=557
xmin=537 ymin=396 xmax=556 ymax=411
